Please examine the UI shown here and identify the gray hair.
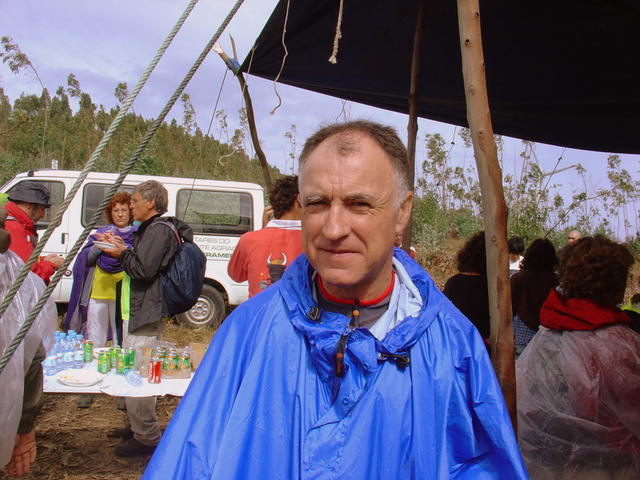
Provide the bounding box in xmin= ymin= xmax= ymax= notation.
xmin=299 ymin=120 xmax=411 ymax=200
xmin=134 ymin=180 xmax=168 ymax=215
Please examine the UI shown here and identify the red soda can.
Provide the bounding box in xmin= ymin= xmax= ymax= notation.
xmin=147 ymin=357 xmax=162 ymax=384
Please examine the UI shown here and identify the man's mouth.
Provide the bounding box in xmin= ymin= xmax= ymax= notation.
xmin=320 ymin=247 xmax=357 ymax=255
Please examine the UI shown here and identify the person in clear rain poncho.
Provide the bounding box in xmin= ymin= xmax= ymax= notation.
xmin=0 ymin=224 xmax=57 ymax=476
xmin=517 ymin=235 xmax=640 ymax=479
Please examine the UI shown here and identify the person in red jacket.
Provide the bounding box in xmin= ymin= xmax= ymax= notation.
xmin=228 ymin=175 xmax=303 ymax=297
xmin=2 ymin=181 xmax=64 ymax=283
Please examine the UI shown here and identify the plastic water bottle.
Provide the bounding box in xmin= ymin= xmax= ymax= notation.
xmin=61 ymin=334 xmax=74 ymax=371
xmin=54 ymin=335 xmax=64 ymax=372
xmin=124 ymin=369 xmax=142 ymax=387
xmin=73 ymin=334 xmax=84 ymax=368
xmin=43 ymin=354 xmax=57 ymax=375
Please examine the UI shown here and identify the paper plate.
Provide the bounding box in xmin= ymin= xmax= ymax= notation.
xmin=58 ymin=370 xmax=104 ymax=387
xmin=93 ymin=241 xmax=116 ymax=249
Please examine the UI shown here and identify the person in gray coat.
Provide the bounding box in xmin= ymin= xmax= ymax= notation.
xmin=97 ymin=180 xmax=193 ymax=457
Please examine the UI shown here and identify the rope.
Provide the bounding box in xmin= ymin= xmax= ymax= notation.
xmin=328 ymin=0 xmax=345 ymax=64
xmin=0 ymin=0 xmax=246 ymax=376
xmin=270 ymin=0 xmax=291 ymax=115
xmin=181 ymin=63 xmax=230 ymax=221
xmin=0 ymin=0 xmax=199 ymax=325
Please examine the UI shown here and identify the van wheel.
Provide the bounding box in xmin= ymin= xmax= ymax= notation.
xmin=177 ymin=285 xmax=226 ymax=329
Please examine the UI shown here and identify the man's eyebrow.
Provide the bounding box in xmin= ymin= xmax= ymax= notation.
xmin=301 ymin=193 xmax=327 ymax=204
xmin=344 ymin=193 xmax=376 ymax=203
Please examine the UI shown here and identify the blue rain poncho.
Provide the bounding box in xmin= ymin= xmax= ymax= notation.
xmin=144 ymin=250 xmax=527 ymax=479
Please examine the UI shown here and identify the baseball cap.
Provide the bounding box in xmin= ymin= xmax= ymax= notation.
xmin=8 ymin=181 xmax=51 ymax=207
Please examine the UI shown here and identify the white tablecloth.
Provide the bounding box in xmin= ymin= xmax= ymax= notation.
xmin=43 ymin=362 xmax=192 ymax=397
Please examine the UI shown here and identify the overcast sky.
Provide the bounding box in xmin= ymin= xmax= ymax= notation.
xmin=1 ymin=0 xmax=638 ymax=237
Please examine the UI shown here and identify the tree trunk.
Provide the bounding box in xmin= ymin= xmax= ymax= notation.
xmin=456 ymin=0 xmax=517 ymax=428
xmin=404 ymin=0 xmax=428 ymax=252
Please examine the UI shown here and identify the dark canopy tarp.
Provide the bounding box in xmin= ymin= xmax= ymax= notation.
xmin=241 ymin=0 xmax=640 ymax=154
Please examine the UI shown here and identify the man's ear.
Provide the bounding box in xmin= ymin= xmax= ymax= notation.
xmin=395 ymin=191 xmax=413 ymax=235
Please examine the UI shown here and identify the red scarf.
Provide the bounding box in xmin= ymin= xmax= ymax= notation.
xmin=540 ymin=288 xmax=629 ymax=331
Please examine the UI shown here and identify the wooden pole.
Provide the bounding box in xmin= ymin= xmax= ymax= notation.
xmin=214 ymin=44 xmax=272 ymax=189
xmin=403 ymin=0 xmax=428 ymax=253
xmin=456 ymin=0 xmax=517 ymax=426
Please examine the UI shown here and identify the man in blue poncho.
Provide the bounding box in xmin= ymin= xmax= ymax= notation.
xmin=144 ymin=121 xmax=528 ymax=479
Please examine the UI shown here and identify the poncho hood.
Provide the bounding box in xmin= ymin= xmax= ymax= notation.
xmin=540 ymin=288 xmax=629 ymax=331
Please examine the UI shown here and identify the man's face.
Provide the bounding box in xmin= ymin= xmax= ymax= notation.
xmin=567 ymin=231 xmax=581 ymax=245
xmin=299 ymin=132 xmax=412 ymax=300
xmin=130 ymin=191 xmax=155 ymax=222
xmin=27 ymin=204 xmax=47 ymax=222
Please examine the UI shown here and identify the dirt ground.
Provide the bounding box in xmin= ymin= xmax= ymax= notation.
xmin=0 ymin=321 xmax=216 ymax=480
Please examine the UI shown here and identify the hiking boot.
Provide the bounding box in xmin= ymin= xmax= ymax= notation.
xmin=116 ymin=397 xmax=127 ymax=411
xmin=107 ymin=426 xmax=133 ymax=439
xmin=114 ymin=438 xmax=156 ymax=457
xmin=76 ymin=394 xmax=94 ymax=409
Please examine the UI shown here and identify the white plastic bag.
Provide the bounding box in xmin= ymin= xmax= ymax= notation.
xmin=517 ymin=325 xmax=640 ymax=479
xmin=0 ymin=251 xmax=57 ymax=467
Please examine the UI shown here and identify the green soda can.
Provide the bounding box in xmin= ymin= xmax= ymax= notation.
xmin=98 ymin=351 xmax=110 ymax=374
xmin=125 ymin=348 xmax=135 ymax=369
xmin=179 ymin=352 xmax=191 ymax=371
xmin=161 ymin=355 xmax=170 ymax=371
xmin=83 ymin=341 xmax=94 ymax=363
xmin=110 ymin=347 xmax=119 ymax=369
xmin=169 ymin=352 xmax=180 ymax=371
xmin=116 ymin=350 xmax=126 ymax=374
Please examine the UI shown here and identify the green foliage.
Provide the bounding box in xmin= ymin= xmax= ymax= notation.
xmin=114 ymin=82 xmax=129 ymax=105
xmin=0 ymin=84 xmax=279 ymax=189
xmin=412 ymin=131 xmax=639 ymax=251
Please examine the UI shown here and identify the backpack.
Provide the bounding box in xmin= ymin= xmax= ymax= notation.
xmin=155 ymin=220 xmax=207 ymax=316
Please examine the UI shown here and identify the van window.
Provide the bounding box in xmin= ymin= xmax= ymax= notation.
xmin=176 ymin=189 xmax=253 ymax=235
xmin=7 ymin=180 xmax=65 ymax=230
xmin=82 ymin=183 xmax=134 ymax=227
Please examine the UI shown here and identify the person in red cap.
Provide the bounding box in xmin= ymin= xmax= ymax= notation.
xmin=1 ymin=181 xmax=64 ymax=283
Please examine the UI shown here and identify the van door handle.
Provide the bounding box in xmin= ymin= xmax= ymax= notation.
xmin=61 ymin=233 xmax=66 ymax=244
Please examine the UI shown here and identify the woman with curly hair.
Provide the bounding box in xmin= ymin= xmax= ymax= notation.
xmin=64 ymin=192 xmax=136 ymax=408
xmin=517 ymin=235 xmax=639 ymax=479
xmin=443 ymin=231 xmax=490 ymax=340
xmin=510 ymin=238 xmax=559 ymax=354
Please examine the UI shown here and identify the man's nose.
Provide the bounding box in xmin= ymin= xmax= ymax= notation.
xmin=322 ymin=204 xmax=350 ymax=240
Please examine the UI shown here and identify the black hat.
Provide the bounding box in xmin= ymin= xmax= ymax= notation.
xmin=8 ymin=181 xmax=51 ymax=207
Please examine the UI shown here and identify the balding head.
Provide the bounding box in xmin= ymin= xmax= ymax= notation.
xmin=567 ymin=230 xmax=582 ymax=246
xmin=299 ymin=120 xmax=410 ymax=205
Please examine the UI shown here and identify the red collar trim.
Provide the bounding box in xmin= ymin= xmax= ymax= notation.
xmin=316 ymin=271 xmax=395 ymax=306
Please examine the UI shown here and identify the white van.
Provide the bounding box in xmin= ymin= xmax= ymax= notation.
xmin=1 ymin=170 xmax=264 ymax=328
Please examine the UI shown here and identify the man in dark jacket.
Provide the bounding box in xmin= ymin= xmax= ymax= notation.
xmin=98 ymin=180 xmax=193 ymax=457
